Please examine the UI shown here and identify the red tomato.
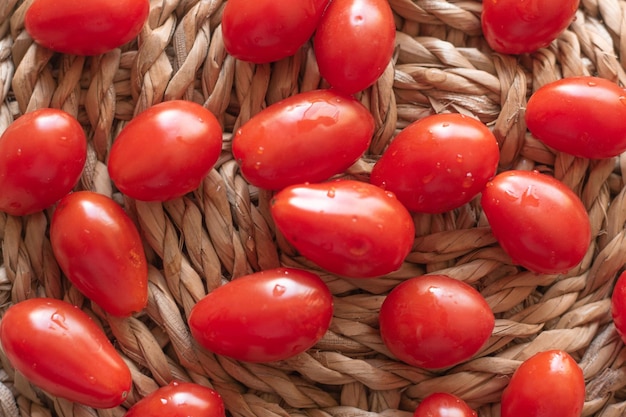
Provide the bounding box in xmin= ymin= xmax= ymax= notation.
xmin=379 ymin=275 xmax=494 ymax=369
xmin=370 ymin=113 xmax=499 ymax=213
xmin=108 ymin=101 xmax=222 ymax=202
xmin=50 ymin=191 xmax=148 ymax=317
xmin=413 ymin=393 xmax=477 ymax=417
xmin=222 ymin=0 xmax=329 ymax=63
xmin=525 ymin=76 xmax=626 ymax=159
xmin=481 ymin=170 xmax=591 ymax=274
xmin=188 ymin=268 xmax=333 ymax=363
xmin=270 ymin=180 xmax=415 ymax=278
xmin=481 ymin=0 xmax=579 ymax=54
xmin=24 ymin=0 xmax=149 ymax=56
xmin=501 ymin=350 xmax=585 ymax=417
xmin=232 ymin=89 xmax=374 ymax=190
xmin=611 ymin=271 xmax=626 ymax=344
xmin=314 ymin=0 xmax=396 ymax=94
xmin=0 ymin=108 xmax=86 ymax=216
xmin=124 ymin=382 xmax=225 ymax=417
xmin=0 ymin=298 xmax=132 ymax=408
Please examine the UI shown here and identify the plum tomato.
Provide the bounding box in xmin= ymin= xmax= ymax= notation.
xmin=24 ymin=0 xmax=149 ymax=56
xmin=108 ymin=100 xmax=222 ymax=202
xmin=124 ymin=382 xmax=225 ymax=417
xmin=270 ymin=180 xmax=415 ymax=278
xmin=188 ymin=268 xmax=333 ymax=363
xmin=314 ymin=0 xmax=396 ymax=94
xmin=413 ymin=393 xmax=477 ymax=417
xmin=611 ymin=271 xmax=626 ymax=345
xmin=370 ymin=113 xmax=499 ymax=213
xmin=222 ymin=0 xmax=330 ymax=63
xmin=0 ymin=298 xmax=132 ymax=408
xmin=50 ymin=191 xmax=148 ymax=317
xmin=232 ymin=89 xmax=374 ymax=190
xmin=525 ymin=76 xmax=626 ymax=159
xmin=481 ymin=0 xmax=579 ymax=54
xmin=481 ymin=170 xmax=591 ymax=274
xmin=501 ymin=350 xmax=585 ymax=417
xmin=379 ymin=275 xmax=494 ymax=369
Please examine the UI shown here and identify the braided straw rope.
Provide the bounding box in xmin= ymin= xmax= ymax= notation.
xmin=2 ymin=0 xmax=626 ymax=416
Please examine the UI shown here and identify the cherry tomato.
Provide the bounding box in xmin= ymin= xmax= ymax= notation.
xmin=222 ymin=0 xmax=329 ymax=63
xmin=0 ymin=298 xmax=132 ymax=408
xmin=0 ymin=108 xmax=86 ymax=216
xmin=481 ymin=170 xmax=590 ymax=274
xmin=413 ymin=393 xmax=477 ymax=417
xmin=108 ymin=101 xmax=222 ymax=202
xmin=124 ymin=382 xmax=225 ymax=417
xmin=379 ymin=275 xmax=494 ymax=369
xmin=232 ymin=89 xmax=374 ymax=190
xmin=525 ymin=76 xmax=626 ymax=159
xmin=481 ymin=0 xmax=579 ymax=54
xmin=314 ymin=0 xmax=396 ymax=94
xmin=370 ymin=113 xmax=499 ymax=214
xmin=270 ymin=180 xmax=415 ymax=278
xmin=50 ymin=191 xmax=148 ymax=317
xmin=611 ymin=271 xmax=626 ymax=345
xmin=24 ymin=0 xmax=149 ymax=56
xmin=501 ymin=350 xmax=585 ymax=417
xmin=188 ymin=268 xmax=333 ymax=363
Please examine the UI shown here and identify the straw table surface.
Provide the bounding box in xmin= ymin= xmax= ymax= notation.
xmin=2 ymin=0 xmax=626 ymax=416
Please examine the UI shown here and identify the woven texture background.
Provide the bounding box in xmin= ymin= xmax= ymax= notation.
xmin=2 ymin=0 xmax=626 ymax=416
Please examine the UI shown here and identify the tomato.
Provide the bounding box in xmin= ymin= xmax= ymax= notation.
xmin=24 ymin=0 xmax=149 ymax=56
xmin=270 ymin=180 xmax=415 ymax=278
xmin=481 ymin=170 xmax=590 ymax=274
xmin=108 ymin=101 xmax=222 ymax=202
xmin=221 ymin=0 xmax=329 ymax=63
xmin=0 ymin=108 xmax=86 ymax=216
xmin=0 ymin=298 xmax=132 ymax=408
xmin=501 ymin=350 xmax=585 ymax=417
xmin=314 ymin=0 xmax=396 ymax=94
xmin=379 ymin=275 xmax=494 ymax=369
xmin=413 ymin=393 xmax=477 ymax=417
xmin=232 ymin=89 xmax=374 ymax=190
xmin=525 ymin=76 xmax=626 ymax=159
xmin=124 ymin=382 xmax=225 ymax=417
xmin=611 ymin=271 xmax=626 ymax=345
xmin=50 ymin=191 xmax=148 ymax=317
xmin=370 ymin=113 xmax=499 ymax=214
xmin=188 ymin=268 xmax=333 ymax=363
xmin=481 ymin=0 xmax=579 ymax=54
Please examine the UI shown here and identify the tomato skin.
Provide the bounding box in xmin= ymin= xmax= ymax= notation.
xmin=24 ymin=0 xmax=149 ymax=56
xmin=501 ymin=350 xmax=585 ymax=417
xmin=314 ymin=0 xmax=396 ymax=94
xmin=413 ymin=393 xmax=477 ymax=417
xmin=50 ymin=191 xmax=148 ymax=317
xmin=108 ymin=101 xmax=222 ymax=202
xmin=0 ymin=109 xmax=86 ymax=216
xmin=270 ymin=180 xmax=415 ymax=278
xmin=525 ymin=76 xmax=626 ymax=159
xmin=188 ymin=268 xmax=333 ymax=363
xmin=0 ymin=298 xmax=132 ymax=408
xmin=370 ymin=113 xmax=499 ymax=213
xmin=232 ymin=89 xmax=374 ymax=190
xmin=379 ymin=275 xmax=494 ymax=369
xmin=481 ymin=170 xmax=591 ymax=274
xmin=611 ymin=271 xmax=626 ymax=344
xmin=124 ymin=382 xmax=225 ymax=417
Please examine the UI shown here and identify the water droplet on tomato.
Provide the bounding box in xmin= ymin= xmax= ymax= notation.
xmin=51 ymin=311 xmax=69 ymax=331
xmin=620 ymin=96 xmax=626 ymax=105
xmin=462 ymin=173 xmax=474 ymax=188
xmin=16 ymin=149 xmax=22 ymax=156
xmin=442 ymin=122 xmax=450 ymax=127
xmin=588 ymin=81 xmax=597 ymax=87
xmin=422 ymin=173 xmax=434 ymax=184
xmin=503 ymin=188 xmax=520 ymax=201
xmin=257 ymin=146 xmax=264 ymax=155
xmin=59 ymin=136 xmax=67 ymax=141
xmin=521 ymin=185 xmax=540 ymax=206
xmin=254 ymin=162 xmax=261 ymax=170
xmin=327 ymin=188 xmax=336 ymax=198
xmin=351 ymin=216 xmax=358 ymax=222
xmin=273 ymin=284 xmax=286 ymax=296
xmin=160 ymin=398 xmax=168 ymax=405
xmin=456 ymin=154 xmax=463 ymax=163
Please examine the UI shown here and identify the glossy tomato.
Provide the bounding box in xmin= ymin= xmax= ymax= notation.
xmin=482 ymin=0 xmax=579 ymax=54
xmin=481 ymin=170 xmax=591 ymax=274
xmin=188 ymin=268 xmax=333 ymax=363
xmin=24 ymin=0 xmax=149 ymax=56
xmin=232 ymin=89 xmax=374 ymax=190
xmin=0 ymin=108 xmax=86 ymax=216
xmin=501 ymin=350 xmax=585 ymax=417
xmin=525 ymin=76 xmax=626 ymax=159
xmin=108 ymin=100 xmax=222 ymax=202
xmin=611 ymin=271 xmax=626 ymax=345
xmin=124 ymin=382 xmax=225 ymax=417
xmin=222 ymin=0 xmax=329 ymax=63
xmin=414 ymin=393 xmax=477 ymax=417
xmin=270 ymin=180 xmax=415 ymax=278
xmin=50 ymin=191 xmax=148 ymax=317
xmin=370 ymin=113 xmax=499 ymax=213
xmin=0 ymin=298 xmax=132 ymax=408
xmin=314 ymin=0 xmax=396 ymax=94
xmin=379 ymin=275 xmax=494 ymax=369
